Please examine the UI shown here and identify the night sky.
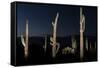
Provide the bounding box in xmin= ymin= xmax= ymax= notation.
xmin=17 ymin=3 xmax=97 ymax=37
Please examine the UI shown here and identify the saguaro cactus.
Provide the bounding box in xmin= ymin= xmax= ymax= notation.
xmin=90 ymin=42 xmax=92 ymax=50
xmin=21 ymin=17 xmax=29 ymax=58
xmin=72 ymin=36 xmax=77 ymax=54
xmin=72 ymin=36 xmax=77 ymax=49
xmin=80 ymin=7 xmax=85 ymax=60
xmin=50 ymin=13 xmax=60 ymax=58
xmin=86 ymin=38 xmax=88 ymax=51
xmin=43 ymin=35 xmax=47 ymax=53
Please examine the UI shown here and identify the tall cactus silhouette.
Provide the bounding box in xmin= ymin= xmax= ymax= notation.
xmin=21 ymin=17 xmax=29 ymax=59
xmin=72 ymin=36 xmax=77 ymax=49
xmin=72 ymin=36 xmax=77 ymax=54
xmin=90 ymin=42 xmax=92 ymax=50
xmin=43 ymin=35 xmax=47 ymax=53
xmin=80 ymin=7 xmax=85 ymax=60
xmin=50 ymin=13 xmax=60 ymax=58
xmin=86 ymin=38 xmax=88 ymax=51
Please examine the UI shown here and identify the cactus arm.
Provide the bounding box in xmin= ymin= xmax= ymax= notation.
xmin=21 ymin=35 xmax=26 ymax=47
xmin=50 ymin=37 xmax=54 ymax=47
xmin=81 ymin=15 xmax=84 ymax=24
xmin=56 ymin=43 xmax=60 ymax=54
xmin=81 ymin=15 xmax=85 ymax=32
xmin=50 ymin=42 xmax=53 ymax=47
xmin=83 ymin=15 xmax=85 ymax=32
xmin=55 ymin=13 xmax=59 ymax=24
xmin=80 ymin=12 xmax=85 ymax=32
xmin=50 ymin=37 xmax=53 ymax=42
xmin=52 ymin=22 xmax=54 ymax=27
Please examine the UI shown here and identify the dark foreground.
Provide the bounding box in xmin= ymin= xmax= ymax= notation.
xmin=15 ymin=35 xmax=97 ymax=66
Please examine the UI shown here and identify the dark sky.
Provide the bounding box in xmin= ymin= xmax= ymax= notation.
xmin=17 ymin=3 xmax=97 ymax=37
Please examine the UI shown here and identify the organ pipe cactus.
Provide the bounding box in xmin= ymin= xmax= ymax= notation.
xmin=80 ymin=7 xmax=85 ymax=60
xmin=21 ymin=17 xmax=29 ymax=59
xmin=50 ymin=13 xmax=60 ymax=58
